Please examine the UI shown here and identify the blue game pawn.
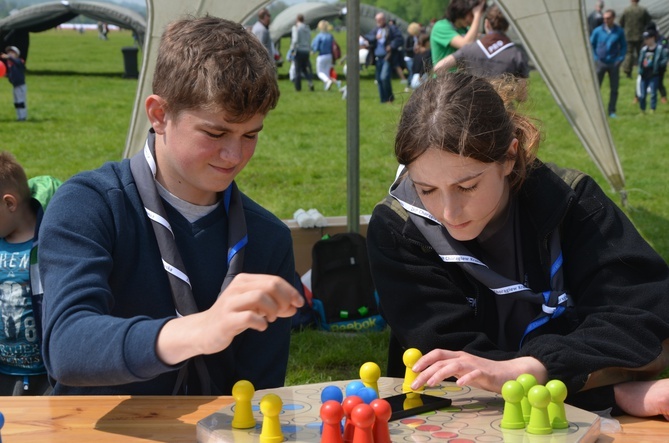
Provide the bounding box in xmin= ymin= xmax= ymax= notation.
xmin=321 ymin=385 xmax=344 ymax=434
xmin=357 ymin=387 xmax=378 ymax=404
xmin=322 ymin=385 xmax=344 ymax=404
xmin=0 ymin=411 xmax=4 ymax=443
xmin=345 ymin=381 xmax=365 ymax=398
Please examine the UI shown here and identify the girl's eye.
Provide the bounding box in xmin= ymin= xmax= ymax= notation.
xmin=419 ymin=188 xmax=435 ymax=196
xmin=458 ymin=184 xmax=478 ymax=193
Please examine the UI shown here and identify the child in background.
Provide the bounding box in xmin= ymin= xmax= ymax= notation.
xmin=1 ymin=46 xmax=27 ymax=121
xmin=637 ymin=29 xmax=668 ymax=114
xmin=0 ymin=151 xmax=59 ymax=395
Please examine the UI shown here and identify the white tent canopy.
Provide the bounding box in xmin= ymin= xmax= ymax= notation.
xmin=499 ymin=0 xmax=625 ymax=196
xmin=0 ymin=1 xmax=146 ymax=61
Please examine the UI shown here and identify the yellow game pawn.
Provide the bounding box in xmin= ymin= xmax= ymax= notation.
xmin=403 ymin=391 xmax=423 ymax=410
xmin=359 ymin=362 xmax=381 ymax=397
xmin=231 ymin=379 xmax=256 ymax=429
xmin=259 ymin=393 xmax=284 ymax=443
xmin=402 ymin=348 xmax=424 ymax=393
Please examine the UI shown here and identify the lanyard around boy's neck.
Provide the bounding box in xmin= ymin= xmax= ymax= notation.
xmin=389 ymin=168 xmax=573 ymax=348
xmin=130 ymin=130 xmax=248 ymax=394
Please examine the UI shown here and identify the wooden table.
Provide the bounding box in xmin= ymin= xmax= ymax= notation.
xmin=0 ymin=396 xmax=667 ymax=442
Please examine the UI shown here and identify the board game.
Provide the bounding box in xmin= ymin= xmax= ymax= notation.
xmin=197 ymin=377 xmax=601 ymax=443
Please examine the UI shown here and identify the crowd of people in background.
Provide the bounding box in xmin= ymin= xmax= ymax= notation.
xmin=589 ymin=0 xmax=667 ymax=116
xmin=242 ymin=0 xmax=667 ymax=118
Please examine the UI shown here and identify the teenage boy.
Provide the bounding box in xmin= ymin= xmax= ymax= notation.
xmin=38 ymin=16 xmax=304 ymax=395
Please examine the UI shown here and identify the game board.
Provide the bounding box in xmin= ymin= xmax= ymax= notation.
xmin=197 ymin=377 xmax=601 ymax=443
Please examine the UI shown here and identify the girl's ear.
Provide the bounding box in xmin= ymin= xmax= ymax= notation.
xmin=145 ymin=94 xmax=168 ymax=135
xmin=504 ymin=138 xmax=519 ymax=177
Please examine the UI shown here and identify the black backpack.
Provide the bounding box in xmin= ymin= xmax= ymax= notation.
xmin=310 ymin=233 xmax=385 ymax=332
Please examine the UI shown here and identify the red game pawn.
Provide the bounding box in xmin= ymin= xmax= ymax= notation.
xmin=351 ymin=403 xmax=375 ymax=443
xmin=320 ymin=400 xmax=344 ymax=443
xmin=370 ymin=398 xmax=391 ymax=443
xmin=342 ymin=395 xmax=363 ymax=443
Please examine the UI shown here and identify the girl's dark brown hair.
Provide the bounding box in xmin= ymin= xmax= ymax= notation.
xmin=395 ymin=72 xmax=541 ymax=192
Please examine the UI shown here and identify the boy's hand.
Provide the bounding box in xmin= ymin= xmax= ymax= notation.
xmin=209 ymin=273 xmax=304 ymax=335
xmin=156 ymin=274 xmax=303 ymax=365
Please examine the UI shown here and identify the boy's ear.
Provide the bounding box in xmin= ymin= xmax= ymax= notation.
xmin=2 ymin=194 xmax=18 ymax=212
xmin=145 ymin=94 xmax=168 ymax=135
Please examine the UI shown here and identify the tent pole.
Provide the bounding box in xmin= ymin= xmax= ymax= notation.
xmin=346 ymin=0 xmax=361 ymax=233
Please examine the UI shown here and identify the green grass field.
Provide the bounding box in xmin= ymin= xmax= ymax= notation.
xmin=5 ymin=28 xmax=669 ymax=384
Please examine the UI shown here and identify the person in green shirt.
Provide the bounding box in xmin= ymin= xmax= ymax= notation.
xmin=430 ymin=0 xmax=486 ymax=67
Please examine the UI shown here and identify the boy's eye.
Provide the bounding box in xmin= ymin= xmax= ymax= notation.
xmin=244 ymin=133 xmax=258 ymax=140
xmin=204 ymin=131 xmax=224 ymax=139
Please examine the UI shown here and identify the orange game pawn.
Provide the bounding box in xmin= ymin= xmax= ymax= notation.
xmin=320 ymin=400 xmax=344 ymax=443
xmin=343 ymin=395 xmax=364 ymax=443
xmin=370 ymin=398 xmax=391 ymax=443
xmin=351 ymin=403 xmax=375 ymax=443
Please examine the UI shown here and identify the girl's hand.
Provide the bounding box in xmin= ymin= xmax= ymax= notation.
xmin=410 ymin=349 xmax=548 ymax=394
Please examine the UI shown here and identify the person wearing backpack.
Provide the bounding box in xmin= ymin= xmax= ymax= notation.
xmin=0 ymin=151 xmax=61 ymax=395
xmin=366 ymin=72 xmax=669 ymax=419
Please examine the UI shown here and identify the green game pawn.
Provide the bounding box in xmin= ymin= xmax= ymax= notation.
xmin=526 ymin=385 xmax=553 ymax=435
xmin=516 ymin=373 xmax=537 ymax=423
xmin=546 ymin=379 xmax=569 ymax=429
xmin=500 ymin=380 xmax=526 ymax=429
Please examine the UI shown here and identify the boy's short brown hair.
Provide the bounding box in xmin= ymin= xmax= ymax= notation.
xmin=0 ymin=151 xmax=30 ymax=201
xmin=152 ymin=16 xmax=279 ymax=122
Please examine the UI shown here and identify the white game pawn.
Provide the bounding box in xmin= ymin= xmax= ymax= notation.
xmin=231 ymin=379 xmax=256 ymax=429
